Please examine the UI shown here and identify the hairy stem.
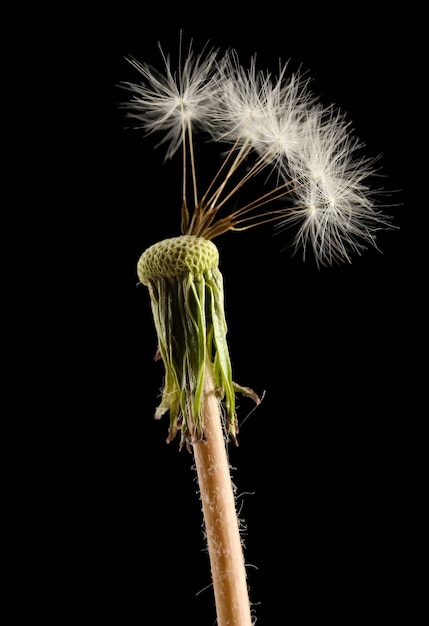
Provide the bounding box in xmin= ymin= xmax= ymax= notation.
xmin=193 ymin=363 xmax=253 ymax=626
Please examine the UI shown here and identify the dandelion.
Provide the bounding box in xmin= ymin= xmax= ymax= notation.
xmin=210 ymin=52 xmax=316 ymax=176
xmin=123 ymin=39 xmax=220 ymax=160
xmin=121 ymin=35 xmax=392 ymax=626
xmin=276 ymin=107 xmax=390 ymax=264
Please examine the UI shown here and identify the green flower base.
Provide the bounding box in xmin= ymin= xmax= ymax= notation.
xmin=138 ymin=236 xmax=259 ymax=448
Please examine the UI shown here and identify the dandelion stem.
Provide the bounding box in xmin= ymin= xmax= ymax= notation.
xmin=206 ymin=141 xmax=252 ymax=210
xmin=180 ymin=115 xmax=190 ymax=233
xmin=198 ymin=138 xmax=241 ymax=210
xmin=187 ymin=119 xmax=199 ymax=211
xmin=193 ymin=361 xmax=253 ymax=626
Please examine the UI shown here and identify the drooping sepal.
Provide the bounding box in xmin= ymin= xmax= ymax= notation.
xmin=139 ymin=236 xmax=260 ymax=448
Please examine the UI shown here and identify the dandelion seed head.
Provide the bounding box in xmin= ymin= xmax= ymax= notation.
xmin=122 ymin=38 xmax=394 ymax=265
xmin=122 ymin=41 xmax=221 ymax=159
xmin=209 ymin=52 xmax=270 ymax=148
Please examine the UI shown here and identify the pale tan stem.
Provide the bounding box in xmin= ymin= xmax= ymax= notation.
xmin=193 ymin=365 xmax=253 ymax=626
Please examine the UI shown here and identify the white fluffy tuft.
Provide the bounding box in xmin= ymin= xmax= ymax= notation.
xmin=122 ymin=39 xmax=393 ymax=265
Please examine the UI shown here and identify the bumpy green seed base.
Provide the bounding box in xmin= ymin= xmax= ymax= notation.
xmin=137 ymin=235 xmax=259 ymax=448
xmin=137 ymin=235 xmax=219 ymax=285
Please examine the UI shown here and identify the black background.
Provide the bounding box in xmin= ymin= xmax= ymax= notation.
xmin=44 ymin=5 xmax=423 ymax=624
